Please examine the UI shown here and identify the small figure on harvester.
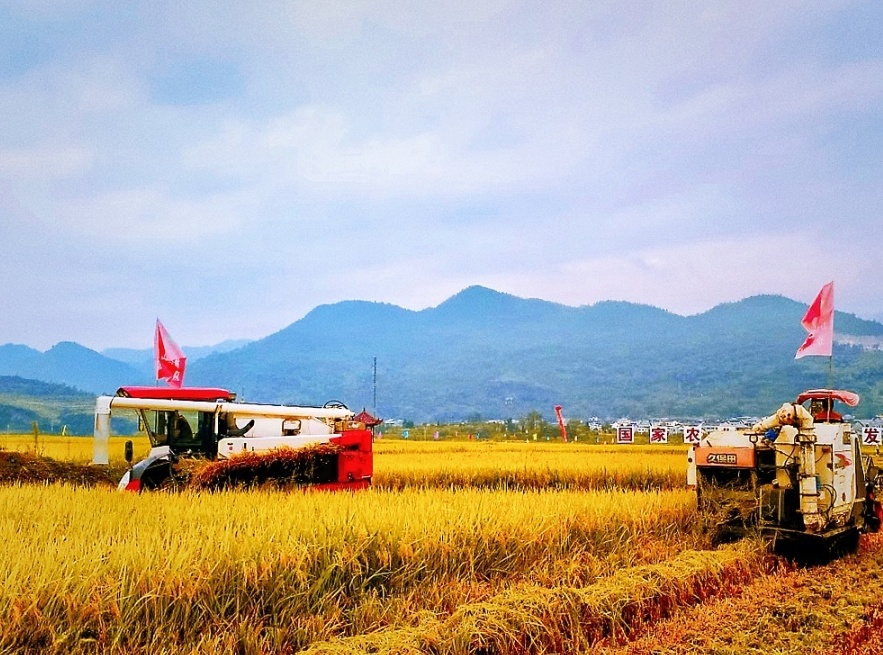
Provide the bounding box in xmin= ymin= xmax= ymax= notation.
xmin=752 ymin=402 xmax=814 ymax=433
xmin=171 ymin=412 xmax=193 ymax=441
xmin=810 ymin=397 xmax=842 ymax=423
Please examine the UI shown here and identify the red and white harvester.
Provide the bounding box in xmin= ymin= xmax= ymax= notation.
xmin=92 ymin=386 xmax=373 ymax=492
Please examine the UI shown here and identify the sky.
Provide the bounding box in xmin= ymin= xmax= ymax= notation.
xmin=1 ymin=0 xmax=881 ymax=351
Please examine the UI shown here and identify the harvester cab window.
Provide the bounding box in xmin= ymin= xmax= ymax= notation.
xmin=136 ymin=410 xmax=162 ymax=444
xmin=197 ymin=412 xmax=215 ymax=441
xmin=150 ymin=410 xmax=168 ymax=446
xmin=137 ymin=408 xmax=217 ymax=455
xmin=196 ymin=412 xmax=218 ymax=458
xmin=171 ymin=412 xmax=193 ymax=441
xmin=168 ymin=411 xmax=201 ymax=450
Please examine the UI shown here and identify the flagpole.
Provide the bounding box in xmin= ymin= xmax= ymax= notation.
xmin=155 ymin=319 xmax=159 ymax=387
xmin=827 ymin=355 xmax=833 ymax=389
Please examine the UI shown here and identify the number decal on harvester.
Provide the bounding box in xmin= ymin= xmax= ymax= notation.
xmin=706 ymin=453 xmax=737 ymax=465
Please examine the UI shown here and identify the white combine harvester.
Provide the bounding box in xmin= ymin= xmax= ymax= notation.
xmin=92 ymin=386 xmax=373 ymax=491
xmin=688 ymin=389 xmax=882 ymax=560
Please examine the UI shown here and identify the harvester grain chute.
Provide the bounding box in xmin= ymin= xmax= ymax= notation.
xmin=687 ymin=389 xmax=882 ymax=561
xmin=92 ymin=386 xmax=373 ymax=492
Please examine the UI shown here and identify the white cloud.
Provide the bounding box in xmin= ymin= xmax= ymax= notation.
xmin=0 ymin=0 xmax=881 ymax=349
xmin=183 ymin=104 xmax=575 ymax=200
xmin=0 ymin=146 xmax=93 ymax=180
xmin=55 ymin=185 xmax=257 ymax=246
xmin=468 ymin=232 xmax=882 ymax=317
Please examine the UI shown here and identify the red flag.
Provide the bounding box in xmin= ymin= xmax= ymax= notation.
xmin=155 ymin=319 xmax=186 ymax=387
xmin=795 ymin=282 xmax=834 ymax=359
xmin=554 ymin=405 xmax=568 ymax=442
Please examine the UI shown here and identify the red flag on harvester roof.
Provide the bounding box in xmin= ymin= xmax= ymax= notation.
xmin=795 ymin=282 xmax=834 ymax=359
xmin=155 ymin=319 xmax=186 ymax=388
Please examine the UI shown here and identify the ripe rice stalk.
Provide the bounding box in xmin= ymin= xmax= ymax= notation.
xmin=0 ymin=485 xmax=699 ymax=653
xmin=372 ymin=442 xmax=686 ymax=492
xmin=1 ymin=437 xmax=687 ymax=492
xmin=188 ymin=443 xmax=343 ymax=490
xmin=372 ymin=467 xmax=683 ymax=492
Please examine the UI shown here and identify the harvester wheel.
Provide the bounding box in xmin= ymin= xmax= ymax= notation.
xmin=140 ymin=462 xmax=175 ymax=491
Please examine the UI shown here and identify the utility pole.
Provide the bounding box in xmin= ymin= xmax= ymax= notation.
xmin=373 ymin=357 xmax=377 ymax=415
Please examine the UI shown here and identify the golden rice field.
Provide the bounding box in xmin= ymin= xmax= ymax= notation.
xmin=374 ymin=440 xmax=687 ymax=491
xmin=0 ymin=434 xmax=687 ymax=491
xmin=1 ymin=435 xmax=882 ymax=654
xmin=0 ymin=433 xmax=139 ymax=466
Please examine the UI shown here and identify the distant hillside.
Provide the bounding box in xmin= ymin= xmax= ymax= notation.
xmin=188 ymin=286 xmax=883 ymax=421
xmin=0 ymin=343 xmax=147 ymax=394
xmin=102 ymin=339 xmax=252 ymax=375
xmin=0 ymin=376 xmax=103 ymax=435
xmin=0 ymin=376 xmax=89 ymax=398
xmin=2 ymin=288 xmax=881 ymax=422
xmin=0 ymin=337 xmax=249 ymax=397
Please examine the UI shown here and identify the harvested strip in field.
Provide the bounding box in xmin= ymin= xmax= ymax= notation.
xmin=302 ymin=541 xmax=768 ymax=655
xmin=0 ymin=451 xmax=117 ymax=486
xmin=595 ymin=533 xmax=883 ymax=655
xmin=823 ymin=601 xmax=883 ymax=655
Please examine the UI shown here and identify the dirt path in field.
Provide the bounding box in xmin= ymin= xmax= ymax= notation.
xmin=594 ymin=533 xmax=883 ymax=655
